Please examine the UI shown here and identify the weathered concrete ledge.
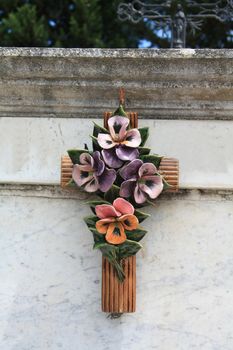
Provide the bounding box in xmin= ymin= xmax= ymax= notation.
xmin=1 ymin=47 xmax=233 ymax=58
xmin=1 ymin=184 xmax=233 ymax=202
xmin=0 ymin=48 xmax=232 ymax=120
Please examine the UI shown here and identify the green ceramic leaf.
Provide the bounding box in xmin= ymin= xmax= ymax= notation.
xmin=86 ymin=199 xmax=111 ymax=206
xmin=138 ymin=147 xmax=151 ymax=156
xmin=118 ymin=240 xmax=142 ymax=259
xmin=104 ymin=185 xmax=120 ymax=203
xmin=125 ymin=228 xmax=147 ymax=242
xmin=84 ymin=215 xmax=98 ymax=229
xmin=94 ymin=243 xmax=125 ymax=282
xmin=63 ymin=178 xmax=76 ymax=188
xmin=92 ymin=122 xmax=109 ymax=137
xmin=113 ymin=104 xmax=127 ymax=117
xmin=162 ymin=177 xmax=173 ymax=190
xmin=138 ymin=127 xmax=149 ymax=147
xmin=90 ymin=135 xmax=101 ymax=152
xmin=89 ymin=228 xmax=106 ymax=245
xmin=141 ymin=154 xmax=163 ymax=168
xmin=94 ymin=242 xmax=118 ymax=254
xmin=134 ymin=209 xmax=150 ymax=223
xmin=67 ymin=149 xmax=89 ymax=164
xmin=92 ymin=122 xmax=108 ymax=151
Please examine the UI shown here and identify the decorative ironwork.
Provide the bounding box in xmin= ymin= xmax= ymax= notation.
xmin=117 ymin=0 xmax=233 ymax=48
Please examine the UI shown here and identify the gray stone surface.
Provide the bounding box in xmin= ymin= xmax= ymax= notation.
xmin=1 ymin=117 xmax=233 ymax=189
xmin=0 ymin=48 xmax=232 ymax=119
xmin=0 ymin=190 xmax=233 ymax=350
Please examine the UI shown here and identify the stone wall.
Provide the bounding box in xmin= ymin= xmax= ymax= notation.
xmin=0 ymin=48 xmax=233 ymax=350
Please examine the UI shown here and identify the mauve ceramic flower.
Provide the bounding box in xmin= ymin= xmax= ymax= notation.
xmin=72 ymin=151 xmax=116 ymax=193
xmin=97 ymin=116 xmax=141 ymax=168
xmin=119 ymin=159 xmax=163 ymax=204
xmin=95 ymin=198 xmax=139 ymax=245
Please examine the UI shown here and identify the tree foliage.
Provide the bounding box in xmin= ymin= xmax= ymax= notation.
xmin=0 ymin=0 xmax=232 ymax=48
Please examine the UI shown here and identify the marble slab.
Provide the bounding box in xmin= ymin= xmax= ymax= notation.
xmin=0 ymin=117 xmax=233 ymax=189
xmin=0 ymin=191 xmax=233 ymax=350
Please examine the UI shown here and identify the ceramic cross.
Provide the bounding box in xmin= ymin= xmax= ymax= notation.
xmin=60 ymin=102 xmax=179 ymax=314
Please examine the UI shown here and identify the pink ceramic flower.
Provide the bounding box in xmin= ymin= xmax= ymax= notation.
xmin=72 ymin=151 xmax=116 ymax=193
xmin=97 ymin=116 xmax=141 ymax=168
xmin=120 ymin=159 xmax=163 ymax=204
xmin=95 ymin=198 xmax=139 ymax=245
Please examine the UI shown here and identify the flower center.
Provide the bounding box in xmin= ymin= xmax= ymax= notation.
xmin=113 ymin=225 xmax=121 ymax=236
xmin=80 ymin=171 xmax=90 ymax=179
xmin=113 ymin=134 xmax=121 ymax=142
xmin=138 ymin=178 xmax=145 ymax=184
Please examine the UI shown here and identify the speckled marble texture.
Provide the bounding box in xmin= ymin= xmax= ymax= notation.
xmin=1 ymin=118 xmax=233 ymax=189
xmin=1 ymin=192 xmax=233 ymax=350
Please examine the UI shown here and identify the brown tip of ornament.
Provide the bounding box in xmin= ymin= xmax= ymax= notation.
xmin=104 ymin=111 xmax=112 ymax=129
xmin=119 ymin=87 xmax=125 ymax=106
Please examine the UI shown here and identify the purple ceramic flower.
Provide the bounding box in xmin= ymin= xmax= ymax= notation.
xmin=72 ymin=151 xmax=116 ymax=193
xmin=119 ymin=159 xmax=163 ymax=204
xmin=97 ymin=116 xmax=141 ymax=168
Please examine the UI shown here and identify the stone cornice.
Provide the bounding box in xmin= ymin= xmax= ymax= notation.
xmin=0 ymin=48 xmax=232 ymax=120
xmin=2 ymin=184 xmax=233 ymax=201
